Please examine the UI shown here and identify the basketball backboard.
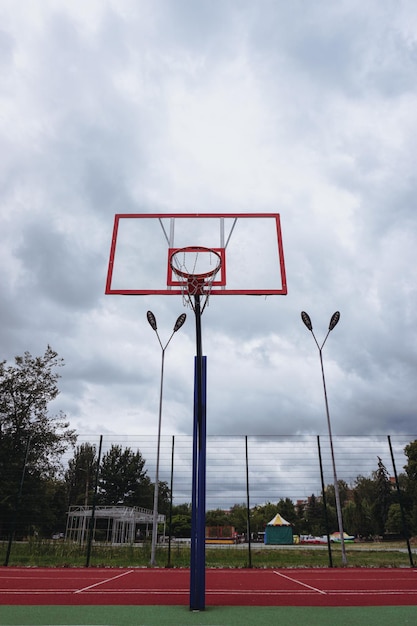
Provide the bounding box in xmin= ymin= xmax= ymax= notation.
xmin=105 ymin=213 xmax=287 ymax=296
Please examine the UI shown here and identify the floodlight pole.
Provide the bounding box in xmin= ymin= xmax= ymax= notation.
xmin=147 ymin=311 xmax=186 ymax=567
xmin=301 ymin=311 xmax=348 ymax=567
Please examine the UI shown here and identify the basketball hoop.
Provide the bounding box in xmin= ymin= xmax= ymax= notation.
xmin=169 ymin=246 xmax=222 ymax=313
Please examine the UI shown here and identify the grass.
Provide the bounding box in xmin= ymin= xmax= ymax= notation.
xmin=1 ymin=539 xmax=415 ymax=568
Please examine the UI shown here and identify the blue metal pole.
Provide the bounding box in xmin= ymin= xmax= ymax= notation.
xmin=190 ymin=293 xmax=206 ymax=611
xmin=190 ymin=357 xmax=199 ymax=608
xmin=190 ymin=355 xmax=207 ymax=610
xmin=197 ymin=356 xmax=207 ymax=608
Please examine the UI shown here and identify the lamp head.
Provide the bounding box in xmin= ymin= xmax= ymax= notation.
xmin=329 ymin=311 xmax=341 ymax=331
xmin=301 ymin=311 xmax=313 ymax=331
xmin=146 ymin=310 xmax=157 ymax=331
xmin=173 ymin=313 xmax=187 ymax=332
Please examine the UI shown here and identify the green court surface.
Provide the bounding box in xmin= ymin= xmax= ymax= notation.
xmin=1 ymin=605 xmax=417 ymax=625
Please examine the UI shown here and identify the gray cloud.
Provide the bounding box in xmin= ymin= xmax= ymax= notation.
xmin=1 ymin=0 xmax=417 ymax=467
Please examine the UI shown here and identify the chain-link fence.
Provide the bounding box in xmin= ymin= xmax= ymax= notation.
xmin=65 ymin=433 xmax=413 ymax=510
xmin=2 ymin=434 xmax=416 ymax=568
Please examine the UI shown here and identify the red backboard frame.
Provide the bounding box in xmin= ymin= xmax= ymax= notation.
xmin=105 ymin=213 xmax=287 ymax=296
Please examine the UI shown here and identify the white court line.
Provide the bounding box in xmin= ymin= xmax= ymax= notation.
xmin=74 ymin=569 xmax=134 ymax=594
xmin=273 ymin=570 xmax=327 ymax=594
xmin=3 ymin=587 xmax=417 ymax=597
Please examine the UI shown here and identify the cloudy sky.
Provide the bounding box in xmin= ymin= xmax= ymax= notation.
xmin=2 ymin=0 xmax=417 ymax=450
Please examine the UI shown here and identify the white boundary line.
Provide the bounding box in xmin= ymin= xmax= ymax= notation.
xmin=3 ymin=588 xmax=417 ymax=597
xmin=273 ymin=570 xmax=327 ymax=595
xmin=74 ymin=569 xmax=134 ymax=594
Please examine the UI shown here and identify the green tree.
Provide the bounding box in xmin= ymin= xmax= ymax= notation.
xmin=169 ymin=503 xmax=191 ymax=538
xmin=206 ymin=508 xmax=230 ymax=527
xmin=373 ymin=456 xmax=392 ymax=535
xmin=323 ymin=480 xmax=351 ymax=535
xmin=342 ymin=500 xmax=358 ymax=537
xmin=325 ymin=480 xmax=350 ymax=509
xmin=385 ymin=503 xmax=411 ymax=535
xmin=205 ymin=508 xmax=232 ymax=537
xmin=250 ymin=502 xmax=279 ymax=535
xmin=302 ymin=494 xmax=327 ymax=536
xmin=156 ymin=480 xmax=171 ymax=516
xmin=38 ymin=478 xmax=68 ymax=536
xmin=277 ymin=498 xmax=297 ymax=525
xmin=66 ymin=443 xmax=98 ymax=507
xmin=404 ymin=441 xmax=417 ymax=485
xmin=0 ymin=347 xmax=76 ymax=538
xmin=98 ymin=445 xmax=162 ymax=511
xmin=403 ymin=440 xmax=417 ymax=533
xmin=229 ymin=504 xmax=248 ymax=535
xmin=352 ymin=475 xmax=378 ymax=537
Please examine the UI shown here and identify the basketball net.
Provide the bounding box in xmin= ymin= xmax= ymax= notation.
xmin=170 ymin=247 xmax=222 ymax=314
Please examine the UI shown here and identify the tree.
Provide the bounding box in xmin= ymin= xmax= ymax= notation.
xmin=403 ymin=440 xmax=417 ymax=533
xmin=250 ymin=502 xmax=280 ymax=535
xmin=303 ymin=494 xmax=326 ymax=536
xmin=372 ymin=457 xmax=392 ymax=535
xmin=352 ymin=475 xmax=378 ymax=537
xmin=385 ymin=503 xmax=410 ymax=535
xmin=38 ymin=478 xmax=68 ymax=536
xmin=277 ymin=498 xmax=297 ymax=525
xmin=65 ymin=443 xmax=98 ymax=507
xmin=325 ymin=480 xmax=350 ymax=509
xmin=98 ymin=445 xmax=160 ymax=510
xmin=170 ymin=504 xmax=192 ymax=538
xmin=0 ymin=347 xmax=76 ymax=538
xmin=404 ymin=441 xmax=417 ymax=485
xmin=156 ymin=480 xmax=172 ymax=517
xmin=229 ymin=504 xmax=248 ymax=534
xmin=206 ymin=508 xmax=230 ymax=527
xmin=342 ymin=500 xmax=359 ymax=537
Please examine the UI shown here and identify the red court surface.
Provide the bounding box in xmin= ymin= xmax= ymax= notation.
xmin=1 ymin=567 xmax=417 ymax=607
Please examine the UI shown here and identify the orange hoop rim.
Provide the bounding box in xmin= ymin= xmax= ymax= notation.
xmin=169 ymin=246 xmax=222 ymax=281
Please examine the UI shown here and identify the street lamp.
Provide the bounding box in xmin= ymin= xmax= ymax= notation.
xmin=147 ymin=310 xmax=186 ymax=566
xmin=301 ymin=310 xmax=347 ymax=566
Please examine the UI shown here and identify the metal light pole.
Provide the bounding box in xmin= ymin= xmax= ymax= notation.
xmin=147 ymin=310 xmax=186 ymax=566
xmin=301 ymin=310 xmax=348 ymax=566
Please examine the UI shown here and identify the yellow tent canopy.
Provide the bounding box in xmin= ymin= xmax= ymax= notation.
xmin=265 ymin=513 xmax=293 ymax=544
xmin=267 ymin=513 xmax=291 ymax=526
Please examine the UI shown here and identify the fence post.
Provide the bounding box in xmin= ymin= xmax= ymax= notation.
xmin=4 ymin=435 xmax=31 ymax=567
xmin=86 ymin=435 xmax=103 ymax=567
xmin=317 ymin=435 xmax=333 ymax=567
xmin=167 ymin=435 xmax=175 ymax=567
xmin=387 ymin=435 xmax=414 ymax=567
xmin=245 ymin=435 xmax=252 ymax=568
